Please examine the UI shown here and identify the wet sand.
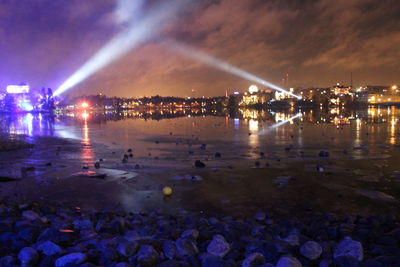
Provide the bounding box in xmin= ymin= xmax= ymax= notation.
xmin=1 ymin=133 xmax=399 ymax=219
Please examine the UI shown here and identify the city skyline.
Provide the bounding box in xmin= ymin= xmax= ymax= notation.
xmin=0 ymin=0 xmax=399 ymax=97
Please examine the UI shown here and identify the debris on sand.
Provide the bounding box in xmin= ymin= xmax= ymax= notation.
xmin=194 ymin=160 xmax=206 ymax=168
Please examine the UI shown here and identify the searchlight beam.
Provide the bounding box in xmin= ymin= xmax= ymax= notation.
xmin=55 ymin=0 xmax=190 ymax=96
xmin=166 ymin=41 xmax=302 ymax=99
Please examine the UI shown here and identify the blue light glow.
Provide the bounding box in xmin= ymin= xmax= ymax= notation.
xmin=20 ymin=101 xmax=34 ymax=112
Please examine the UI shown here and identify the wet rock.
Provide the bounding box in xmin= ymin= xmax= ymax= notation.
xmin=115 ymin=263 xmax=132 ymax=267
xmin=127 ymin=149 xmax=132 ymax=152
xmin=254 ymin=212 xmax=266 ymax=221
xmin=18 ymin=247 xmax=39 ymax=267
xmin=162 ymin=240 xmax=177 ymax=260
xmin=255 ymin=161 xmax=260 ymax=168
xmin=0 ymin=255 xmax=17 ymax=266
xmin=242 ymin=253 xmax=265 ymax=267
xmin=275 ymin=256 xmax=302 ymax=267
xmin=299 ymin=241 xmax=322 ymax=260
xmin=175 ymin=237 xmax=198 ymax=257
xmin=181 ymin=229 xmax=199 ymax=240
xmin=35 ymin=241 xmax=63 ymax=256
xmin=201 ymin=255 xmax=231 ymax=267
xmin=284 ymin=234 xmax=300 ymax=247
xmin=117 ymin=240 xmax=138 ymax=257
xmin=333 ymin=237 xmax=363 ymax=261
xmin=215 ymin=152 xmax=222 ymax=158
xmin=22 ymin=210 xmax=40 ymax=221
xmin=195 ymin=160 xmax=206 ymax=168
xmin=136 ymin=245 xmax=159 ymax=266
xmin=207 ymin=234 xmax=230 ymax=257
xmin=55 ymin=252 xmax=86 ymax=267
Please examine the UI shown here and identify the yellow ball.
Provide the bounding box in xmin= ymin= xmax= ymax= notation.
xmin=162 ymin=186 xmax=173 ymax=196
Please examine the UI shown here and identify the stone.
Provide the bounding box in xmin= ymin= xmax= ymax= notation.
xmin=242 ymin=253 xmax=266 ymax=267
xmin=276 ymin=256 xmax=302 ymax=267
xmin=35 ymin=241 xmax=63 ymax=256
xmin=22 ymin=210 xmax=40 ymax=221
xmin=18 ymin=247 xmax=39 ymax=267
xmin=117 ymin=241 xmax=138 ymax=257
xmin=0 ymin=255 xmax=17 ymax=267
xmin=181 ymin=229 xmax=199 ymax=240
xmin=299 ymin=241 xmax=322 ymax=260
xmin=115 ymin=263 xmax=132 ymax=267
xmin=284 ymin=234 xmax=300 ymax=247
xmin=162 ymin=240 xmax=177 ymax=260
xmin=254 ymin=212 xmax=266 ymax=221
xmin=202 ymin=255 xmax=230 ymax=267
xmin=195 ymin=160 xmax=206 ymax=168
xmin=207 ymin=234 xmax=230 ymax=257
xmin=333 ymin=237 xmax=363 ymax=261
xmin=136 ymin=245 xmax=159 ymax=266
xmin=175 ymin=237 xmax=198 ymax=257
xmin=55 ymin=252 xmax=86 ymax=267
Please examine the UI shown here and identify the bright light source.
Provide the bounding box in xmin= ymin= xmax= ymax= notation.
xmin=392 ymin=85 xmax=398 ymax=90
xmin=81 ymin=102 xmax=89 ymax=109
xmin=166 ymin=41 xmax=302 ymax=99
xmin=7 ymin=85 xmax=30 ymax=94
xmin=249 ymin=85 xmax=259 ymax=94
xmin=20 ymin=101 xmax=34 ymax=111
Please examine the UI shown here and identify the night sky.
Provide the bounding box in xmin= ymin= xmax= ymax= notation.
xmin=0 ymin=0 xmax=399 ymax=97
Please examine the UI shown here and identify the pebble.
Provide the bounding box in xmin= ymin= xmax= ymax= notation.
xmin=207 ymin=234 xmax=230 ymax=257
xmin=276 ymin=256 xmax=302 ymax=267
xmin=55 ymin=252 xmax=86 ymax=267
xmin=333 ymin=237 xmax=363 ymax=261
xmin=299 ymin=241 xmax=322 ymax=260
xmin=18 ymin=247 xmax=39 ymax=267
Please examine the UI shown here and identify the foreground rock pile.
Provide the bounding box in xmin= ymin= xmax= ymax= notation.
xmin=0 ymin=202 xmax=399 ymax=267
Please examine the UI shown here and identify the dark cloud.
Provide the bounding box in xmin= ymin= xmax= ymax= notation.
xmin=0 ymin=0 xmax=399 ymax=97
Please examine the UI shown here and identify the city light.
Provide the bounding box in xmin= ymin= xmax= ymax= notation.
xmin=166 ymin=41 xmax=302 ymax=99
xmin=7 ymin=85 xmax=30 ymax=94
xmin=54 ymin=0 xmax=192 ymax=96
xmin=81 ymin=102 xmax=89 ymax=109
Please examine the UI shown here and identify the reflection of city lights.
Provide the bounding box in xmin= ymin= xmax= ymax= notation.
xmin=82 ymin=112 xmax=89 ymax=120
xmin=81 ymin=102 xmax=89 ymax=108
xmin=249 ymin=119 xmax=259 ymax=131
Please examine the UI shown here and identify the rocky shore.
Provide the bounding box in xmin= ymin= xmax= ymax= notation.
xmin=0 ymin=200 xmax=399 ymax=267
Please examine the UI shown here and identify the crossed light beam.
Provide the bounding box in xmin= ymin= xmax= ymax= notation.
xmin=54 ymin=0 xmax=191 ymax=96
xmin=165 ymin=40 xmax=302 ymax=99
xmin=55 ymin=0 xmax=301 ymax=99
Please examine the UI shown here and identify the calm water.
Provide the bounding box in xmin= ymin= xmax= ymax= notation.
xmin=0 ymin=106 xmax=399 ymax=161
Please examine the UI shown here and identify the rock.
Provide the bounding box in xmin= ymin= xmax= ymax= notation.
xmin=333 ymin=256 xmax=360 ymax=267
xmin=162 ymin=240 xmax=177 ymax=260
xmin=115 ymin=263 xmax=132 ymax=267
xmin=207 ymin=234 xmax=230 ymax=257
xmin=18 ymin=247 xmax=39 ymax=267
xmin=299 ymin=241 xmax=322 ymax=260
xmin=0 ymin=255 xmax=17 ymax=266
xmin=117 ymin=241 xmax=138 ymax=257
xmin=215 ymin=152 xmax=222 ymax=158
xmin=319 ymin=259 xmax=333 ymax=267
xmin=202 ymin=255 xmax=230 ymax=267
xmin=181 ymin=229 xmax=199 ymax=240
xmin=276 ymin=256 xmax=302 ymax=267
xmin=55 ymin=252 xmax=86 ymax=267
xmin=254 ymin=212 xmax=266 ymax=221
xmin=195 ymin=160 xmax=206 ymax=168
xmin=35 ymin=241 xmax=63 ymax=256
xmin=175 ymin=237 xmax=198 ymax=257
xmin=333 ymin=237 xmax=363 ymax=261
xmin=284 ymin=234 xmax=300 ymax=247
xmin=22 ymin=210 xmax=40 ymax=221
xmin=136 ymin=245 xmax=159 ymax=266
xmin=242 ymin=253 xmax=265 ymax=267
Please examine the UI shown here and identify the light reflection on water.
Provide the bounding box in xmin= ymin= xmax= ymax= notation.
xmin=0 ymin=106 xmax=399 ymax=160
